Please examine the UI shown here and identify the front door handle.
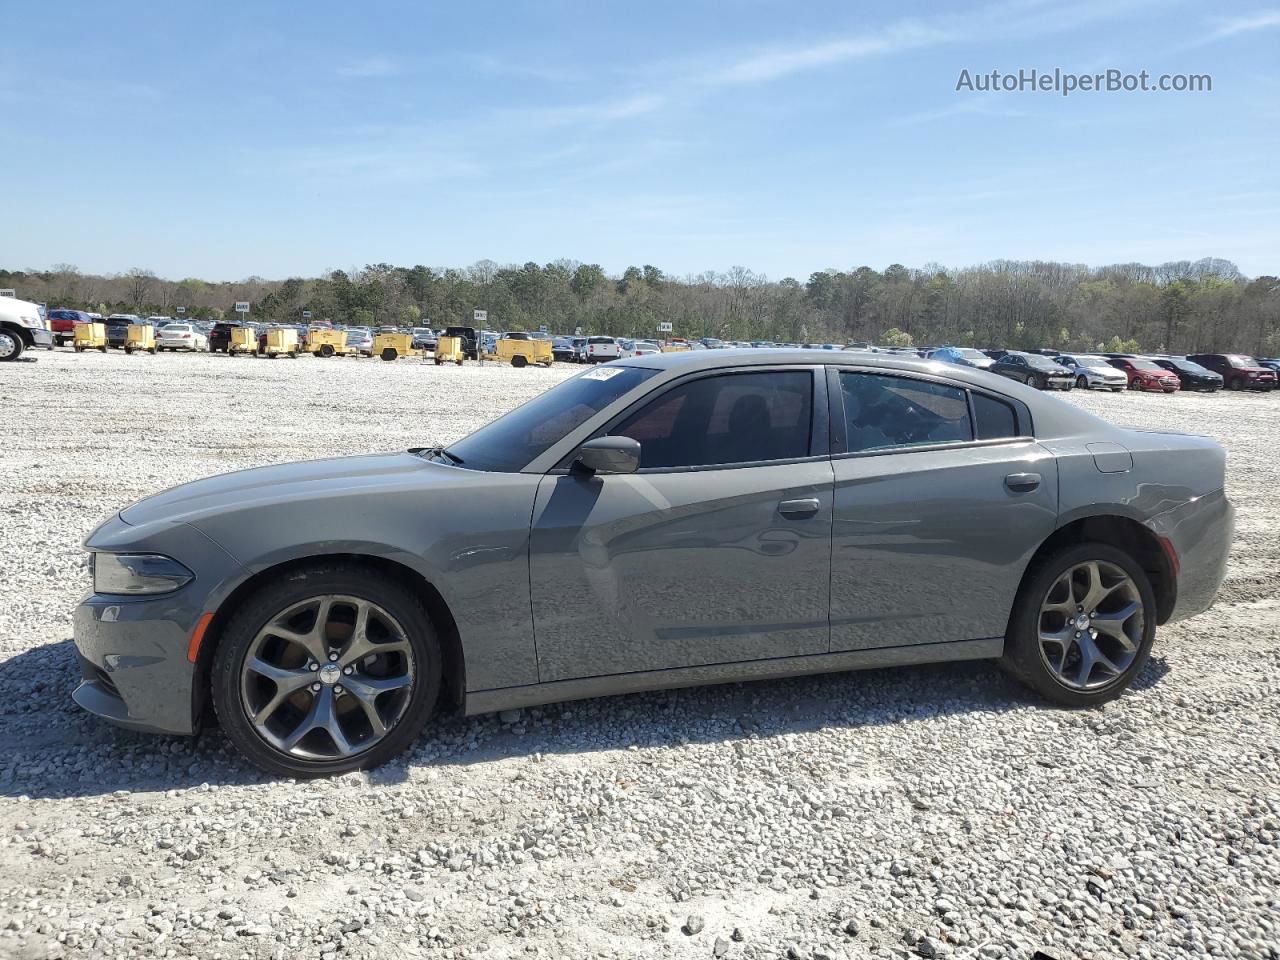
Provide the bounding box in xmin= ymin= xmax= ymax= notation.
xmin=1005 ymin=472 xmax=1041 ymax=492
xmin=778 ymin=497 xmax=821 ymax=518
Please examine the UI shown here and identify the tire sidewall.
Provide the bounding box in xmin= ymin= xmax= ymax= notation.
xmin=211 ymin=564 xmax=441 ymax=777
xmin=1003 ymin=541 xmax=1157 ymax=707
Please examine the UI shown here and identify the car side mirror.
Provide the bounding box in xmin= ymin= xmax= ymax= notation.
xmin=572 ymin=436 xmax=641 ymax=475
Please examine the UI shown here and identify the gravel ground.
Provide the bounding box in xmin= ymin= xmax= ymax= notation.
xmin=1 ymin=350 xmax=1277 ymax=960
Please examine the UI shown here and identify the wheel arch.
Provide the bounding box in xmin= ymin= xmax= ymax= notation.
xmin=1021 ymin=512 xmax=1176 ymax=626
xmin=193 ymin=553 xmax=465 ymax=729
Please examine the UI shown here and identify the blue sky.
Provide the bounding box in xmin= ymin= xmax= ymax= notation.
xmin=4 ymin=0 xmax=1278 ymax=280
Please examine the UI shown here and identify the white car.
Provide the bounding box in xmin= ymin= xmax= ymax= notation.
xmin=585 ymin=336 xmax=621 ymax=363
xmin=631 ymin=339 xmax=661 ymax=356
xmin=156 ymin=323 xmax=209 ymax=352
xmin=1055 ymin=354 xmax=1128 ymax=391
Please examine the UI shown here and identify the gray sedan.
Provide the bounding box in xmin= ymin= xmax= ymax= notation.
xmin=73 ymin=350 xmax=1233 ymax=776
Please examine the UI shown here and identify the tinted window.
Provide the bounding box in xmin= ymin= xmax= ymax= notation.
xmin=972 ymin=393 xmax=1019 ymax=439
xmin=839 ymin=373 xmax=972 ymax=452
xmin=447 ymin=366 xmax=658 ymax=472
xmin=611 ymin=371 xmax=812 ymax=469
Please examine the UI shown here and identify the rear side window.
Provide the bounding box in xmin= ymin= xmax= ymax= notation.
xmin=838 ymin=372 xmax=972 ymax=452
xmin=972 ymin=393 xmax=1019 ymax=439
xmin=611 ymin=371 xmax=813 ymax=469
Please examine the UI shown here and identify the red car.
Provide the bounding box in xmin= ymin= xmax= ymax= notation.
xmin=46 ymin=309 xmax=92 ymax=346
xmin=1106 ymin=356 xmax=1181 ymax=393
xmin=1185 ymin=353 xmax=1277 ymax=392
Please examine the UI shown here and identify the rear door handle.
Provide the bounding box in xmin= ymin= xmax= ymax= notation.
xmin=778 ymin=497 xmax=821 ymax=518
xmin=1005 ymin=472 xmax=1041 ymax=492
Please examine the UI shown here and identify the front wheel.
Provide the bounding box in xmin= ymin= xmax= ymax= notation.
xmin=211 ymin=564 xmax=441 ymax=777
xmin=380 ymin=348 xmax=397 ymax=362
xmin=1228 ymin=378 xmax=1242 ymax=391
xmin=511 ymin=355 xmax=527 ymax=368
xmin=1076 ymin=375 xmax=1088 ymax=389
xmin=0 ymin=331 xmax=24 ymax=362
xmin=1001 ymin=542 xmax=1156 ymax=707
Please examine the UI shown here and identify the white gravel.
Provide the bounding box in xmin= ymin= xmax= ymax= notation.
xmin=1 ymin=350 xmax=1277 ymax=960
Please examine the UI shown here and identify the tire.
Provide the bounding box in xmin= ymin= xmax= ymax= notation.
xmin=99 ymin=345 xmax=107 ymax=353
xmin=511 ymin=355 xmax=527 ymax=368
xmin=125 ymin=347 xmax=134 ymax=355
xmin=434 ymin=358 xmax=442 ymax=365
xmin=380 ymin=348 xmax=398 ymax=362
xmin=1228 ymin=378 xmax=1242 ymax=391
xmin=455 ymin=359 xmax=463 ymax=366
xmin=1001 ymin=542 xmax=1156 ymax=708
xmin=1111 ymin=387 xmax=1123 ymax=393
xmin=149 ymin=348 xmax=156 ymax=355
xmin=210 ymin=562 xmax=441 ymax=777
xmin=1076 ymin=375 xmax=1088 ymax=390
xmin=0 ymin=331 xmax=24 ymax=362
xmin=74 ymin=345 xmax=84 ymax=353
xmin=319 ymin=344 xmax=334 ymax=358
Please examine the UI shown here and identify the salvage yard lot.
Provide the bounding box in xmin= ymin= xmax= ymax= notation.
xmin=1 ymin=351 xmax=1277 ymax=960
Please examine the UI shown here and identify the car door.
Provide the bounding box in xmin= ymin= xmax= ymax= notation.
xmin=827 ymin=367 xmax=1058 ymax=652
xmin=529 ymin=366 xmax=834 ymax=682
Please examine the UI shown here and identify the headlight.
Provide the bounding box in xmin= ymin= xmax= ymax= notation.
xmin=17 ymin=315 xmax=43 ymax=328
xmin=92 ymin=553 xmax=194 ymax=595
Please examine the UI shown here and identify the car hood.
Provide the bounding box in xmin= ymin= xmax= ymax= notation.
xmin=119 ymin=452 xmax=453 ymax=527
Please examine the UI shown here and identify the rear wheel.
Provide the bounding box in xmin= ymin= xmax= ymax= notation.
xmin=512 ymin=355 xmax=527 ymax=368
xmin=381 ymin=348 xmax=398 ymax=361
xmin=211 ymin=564 xmax=441 ymax=777
xmin=1001 ymin=542 xmax=1155 ymax=707
xmin=319 ymin=344 xmax=334 ymax=358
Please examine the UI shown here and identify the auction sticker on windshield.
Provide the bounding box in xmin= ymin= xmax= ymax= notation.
xmin=584 ymin=367 xmax=625 ymax=380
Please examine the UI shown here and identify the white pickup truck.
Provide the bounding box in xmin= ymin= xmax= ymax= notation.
xmin=0 ymin=296 xmax=53 ymax=361
xmin=585 ymin=336 xmax=621 ymax=363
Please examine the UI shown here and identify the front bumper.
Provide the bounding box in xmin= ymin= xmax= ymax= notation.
xmin=71 ymin=515 xmax=245 ymax=736
xmin=26 ymin=327 xmax=54 ymax=348
xmin=73 ymin=596 xmax=200 ymax=734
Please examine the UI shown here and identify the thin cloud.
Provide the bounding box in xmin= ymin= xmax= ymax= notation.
xmin=1207 ymin=9 xmax=1280 ymax=39
xmin=336 ymin=56 xmax=400 ymax=78
xmin=704 ymin=21 xmax=955 ymax=87
xmin=504 ymin=93 xmax=665 ymax=127
xmin=890 ymin=98 xmax=1030 ymax=127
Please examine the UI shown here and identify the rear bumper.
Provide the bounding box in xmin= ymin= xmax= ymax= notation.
xmin=1151 ymin=489 xmax=1234 ymax=623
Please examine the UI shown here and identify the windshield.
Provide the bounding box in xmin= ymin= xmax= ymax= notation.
xmin=1128 ymin=358 xmax=1163 ymax=370
xmin=1022 ymin=354 xmax=1060 ymax=369
xmin=444 ymin=366 xmax=658 ymax=472
xmin=1171 ymin=359 xmax=1211 ymax=374
xmin=1227 ymin=355 xmax=1258 ymax=368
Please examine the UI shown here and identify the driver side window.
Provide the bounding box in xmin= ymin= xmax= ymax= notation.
xmin=838 ymin=372 xmax=972 ymax=453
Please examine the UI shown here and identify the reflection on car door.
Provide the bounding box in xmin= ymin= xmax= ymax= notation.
xmin=529 ymin=368 xmax=834 ymax=682
xmin=828 ymin=369 xmax=1058 ymax=651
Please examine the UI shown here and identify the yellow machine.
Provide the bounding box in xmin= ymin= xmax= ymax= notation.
xmin=433 ymin=335 xmax=465 ymax=365
xmin=304 ymin=327 xmax=351 ymax=358
xmin=124 ymin=324 xmax=157 ymax=355
xmin=661 ymin=339 xmax=691 ymax=352
xmin=375 ymin=331 xmax=422 ymax=361
xmin=72 ymin=322 xmax=108 ymax=353
xmin=264 ymin=327 xmax=299 ymax=358
xmin=496 ymin=335 xmax=554 ymax=368
xmin=228 ymin=326 xmax=258 ymax=355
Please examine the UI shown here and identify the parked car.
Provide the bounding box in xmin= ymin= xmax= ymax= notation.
xmin=585 ymin=335 xmax=621 ymax=362
xmin=1148 ymin=357 xmax=1223 ymax=392
xmin=631 ymin=340 xmax=661 ymax=356
xmin=1258 ymin=358 xmax=1280 ymax=381
xmin=442 ymin=326 xmax=479 ymax=360
xmin=410 ymin=327 xmax=437 ymax=351
xmin=552 ymin=336 xmax=579 ymax=362
xmin=991 ymin=352 xmax=1074 ymax=390
xmin=155 ymin=323 xmax=209 ymax=352
xmin=932 ymin=346 xmax=996 ymax=370
xmin=71 ymin=349 xmax=1233 ymax=776
xmin=345 ymin=328 xmax=374 ymax=356
xmin=104 ymin=314 xmax=142 ymax=349
xmin=47 ymin=308 xmax=91 ymax=346
xmin=1184 ymin=353 xmax=1277 ymax=392
xmin=1054 ymin=354 xmax=1128 ymax=392
xmin=0 ymin=296 xmax=54 ymax=361
xmin=209 ymin=322 xmax=241 ymax=353
xmin=1105 ymin=357 xmax=1181 ymax=393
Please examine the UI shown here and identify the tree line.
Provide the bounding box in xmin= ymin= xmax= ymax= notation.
xmin=4 ymin=256 xmax=1278 ymax=355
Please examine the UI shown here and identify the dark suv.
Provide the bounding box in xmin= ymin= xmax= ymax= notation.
xmin=103 ymin=314 xmax=141 ymax=349
xmin=443 ymin=325 xmax=479 ymax=359
xmin=991 ymin=352 xmax=1074 ymax=390
xmin=1184 ymin=353 xmax=1277 ymax=392
xmin=209 ymin=321 xmax=242 ymax=353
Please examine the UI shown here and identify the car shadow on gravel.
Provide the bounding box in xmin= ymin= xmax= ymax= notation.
xmin=0 ymin=640 xmax=1172 ymax=798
